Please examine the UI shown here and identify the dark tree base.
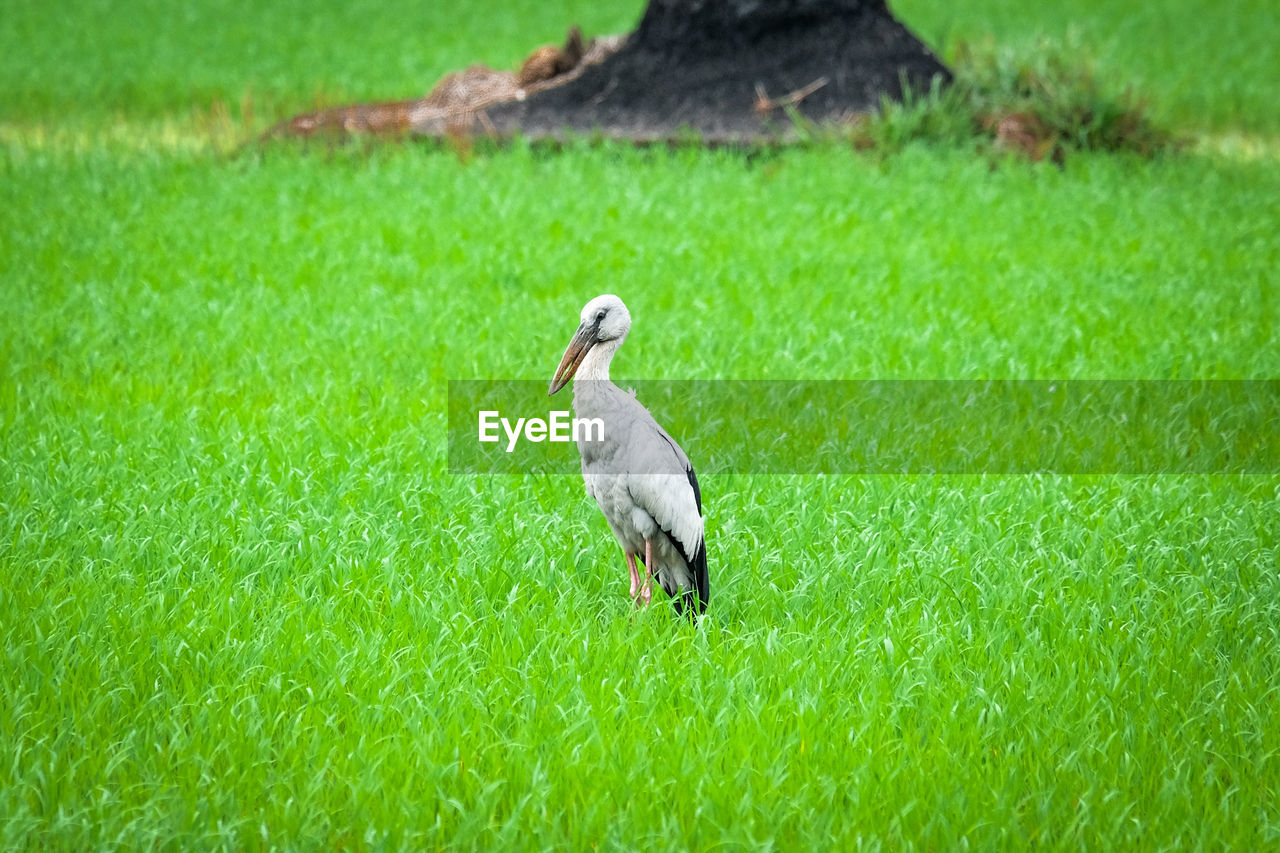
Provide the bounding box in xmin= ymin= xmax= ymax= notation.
xmin=413 ymin=0 xmax=950 ymax=143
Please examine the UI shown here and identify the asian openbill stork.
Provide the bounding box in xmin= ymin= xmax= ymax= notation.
xmin=548 ymin=294 xmax=710 ymax=618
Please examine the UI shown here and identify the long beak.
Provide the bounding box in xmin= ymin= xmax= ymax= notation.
xmin=549 ymin=324 xmax=595 ymax=395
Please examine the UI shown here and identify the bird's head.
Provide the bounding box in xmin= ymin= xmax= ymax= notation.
xmin=548 ymin=294 xmax=631 ymax=395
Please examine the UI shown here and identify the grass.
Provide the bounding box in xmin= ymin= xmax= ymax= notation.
xmin=896 ymin=0 xmax=1280 ymax=137
xmin=853 ymin=35 xmax=1173 ymax=161
xmin=2 ymin=0 xmax=1279 ymax=849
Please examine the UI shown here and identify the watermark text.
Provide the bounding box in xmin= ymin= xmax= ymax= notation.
xmin=478 ymin=410 xmax=605 ymax=452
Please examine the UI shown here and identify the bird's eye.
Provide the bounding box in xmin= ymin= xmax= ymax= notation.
xmin=596 ymin=310 xmax=607 ymax=322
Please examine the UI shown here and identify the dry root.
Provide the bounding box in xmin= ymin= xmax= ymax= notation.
xmin=265 ymin=26 xmax=625 ymax=140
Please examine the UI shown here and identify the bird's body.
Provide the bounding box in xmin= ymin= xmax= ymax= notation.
xmin=549 ymin=295 xmax=709 ymax=617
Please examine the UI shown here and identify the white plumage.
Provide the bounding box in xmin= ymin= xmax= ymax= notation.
xmin=548 ymin=295 xmax=709 ymax=617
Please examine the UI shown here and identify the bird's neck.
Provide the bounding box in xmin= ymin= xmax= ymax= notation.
xmin=576 ymin=338 xmax=621 ymax=383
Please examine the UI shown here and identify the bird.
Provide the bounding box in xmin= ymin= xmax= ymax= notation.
xmin=548 ymin=294 xmax=710 ymax=618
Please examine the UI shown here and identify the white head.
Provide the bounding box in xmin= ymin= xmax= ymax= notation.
xmin=548 ymin=294 xmax=632 ymax=394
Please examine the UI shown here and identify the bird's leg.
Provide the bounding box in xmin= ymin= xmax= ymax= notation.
xmin=639 ymin=539 xmax=654 ymax=606
xmin=626 ymin=552 xmax=640 ymax=601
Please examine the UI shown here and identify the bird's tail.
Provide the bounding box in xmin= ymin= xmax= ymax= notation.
xmin=672 ymin=538 xmax=709 ymax=621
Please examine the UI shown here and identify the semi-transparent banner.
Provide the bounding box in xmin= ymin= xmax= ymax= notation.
xmin=447 ymin=380 xmax=1278 ymax=474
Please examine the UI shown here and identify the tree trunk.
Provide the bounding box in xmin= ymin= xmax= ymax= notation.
xmin=415 ymin=0 xmax=949 ymax=143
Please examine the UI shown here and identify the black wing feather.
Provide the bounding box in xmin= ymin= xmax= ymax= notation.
xmin=686 ymin=464 xmax=703 ymax=515
xmin=644 ymin=429 xmax=710 ymax=620
xmin=672 ymin=464 xmax=709 ymax=618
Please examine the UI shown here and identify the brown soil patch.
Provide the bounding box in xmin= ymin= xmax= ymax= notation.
xmin=267 ymin=1 xmax=950 ymax=145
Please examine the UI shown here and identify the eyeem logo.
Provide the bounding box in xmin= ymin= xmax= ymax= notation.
xmin=478 ymin=410 xmax=604 ymax=453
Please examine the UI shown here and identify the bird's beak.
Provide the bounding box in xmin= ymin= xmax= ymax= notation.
xmin=549 ymin=323 xmax=595 ymax=395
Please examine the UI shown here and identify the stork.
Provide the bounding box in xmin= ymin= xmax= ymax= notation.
xmin=548 ymin=295 xmax=710 ymax=618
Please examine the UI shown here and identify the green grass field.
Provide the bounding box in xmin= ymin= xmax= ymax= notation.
xmin=3 ymin=0 xmax=1278 ymax=849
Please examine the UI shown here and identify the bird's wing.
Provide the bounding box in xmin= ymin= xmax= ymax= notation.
xmin=623 ymin=421 xmax=709 ymax=614
xmin=618 ymin=410 xmax=704 ymax=564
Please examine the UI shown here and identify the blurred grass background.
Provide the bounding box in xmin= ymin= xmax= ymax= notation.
xmin=1 ymin=0 xmax=1277 ymax=137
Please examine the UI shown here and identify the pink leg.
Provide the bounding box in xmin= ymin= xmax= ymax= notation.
xmin=639 ymin=539 xmax=654 ymax=606
xmin=625 ymin=552 xmax=640 ymax=600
